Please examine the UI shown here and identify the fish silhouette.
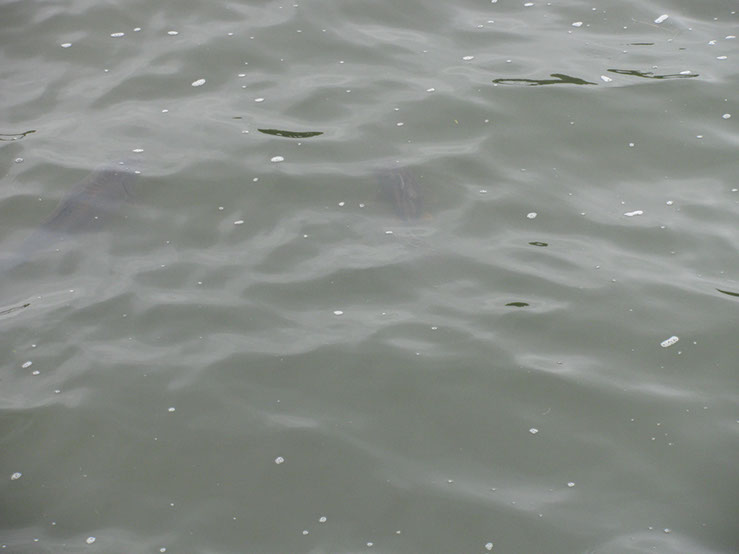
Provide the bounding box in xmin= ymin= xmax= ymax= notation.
xmin=0 ymin=161 xmax=139 ymax=274
xmin=376 ymin=167 xmax=423 ymax=221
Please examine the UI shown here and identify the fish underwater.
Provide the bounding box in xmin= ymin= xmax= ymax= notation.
xmin=0 ymin=160 xmax=139 ymax=275
xmin=376 ymin=167 xmax=423 ymax=221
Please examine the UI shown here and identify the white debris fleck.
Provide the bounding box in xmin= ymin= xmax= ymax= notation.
xmin=367 ymin=543 xmax=373 ymax=547
xmin=716 ymin=56 xmax=727 ymax=60
xmin=319 ymin=516 xmax=327 ymax=523
xmin=426 ymin=87 xmax=435 ymax=92
xmin=32 ymin=370 xmax=40 ymax=376
xmin=15 ymin=157 xmax=23 ymax=163
xmin=134 ymin=27 xmax=141 ymax=32
xmin=168 ymin=407 xmax=175 ymax=412
xmin=255 ymin=97 xmax=265 ymax=102
xmin=666 ymin=200 xmax=673 ymax=205
xmin=22 ymin=361 xmax=32 ymax=368
xmin=86 ymin=537 xmax=96 ymax=544
xmin=132 ymin=148 xmax=144 ymax=153
xmin=333 ymin=310 xmax=344 ymax=316
xmin=462 ymin=55 xmax=475 ymax=61
xmin=234 ymin=220 xmax=244 ymax=225
xmin=270 ymin=156 xmax=284 ymax=163
xmin=111 ymin=32 xmax=125 ymax=38
xmin=61 ymin=42 xmax=72 ymax=48
xmin=485 ymin=542 xmax=494 ymax=551
xmin=664 ymin=528 xmax=671 ymax=534
xmin=567 ymin=481 xmax=575 ymax=487
xmin=384 ymin=230 xmax=394 ymax=235
xmin=654 ymin=14 xmax=669 ymax=24
xmin=600 ymin=75 xmax=612 ymax=82
xmin=167 ymin=31 xmax=179 ymax=35
xmin=396 ymin=122 xmax=404 ymax=126
xmin=10 ymin=472 xmax=22 ymax=480
xmin=302 ymin=530 xmax=309 ymax=535
xmin=526 ymin=212 xmax=537 ymax=219
xmin=274 ymin=456 xmax=285 ymax=464
xmin=572 ymin=22 xmax=583 ymax=27
xmin=660 ymin=336 xmax=679 ymax=348
xmin=623 ymin=210 xmax=643 ymax=217
xmin=722 ymin=113 xmax=731 ymax=119
xmin=529 ymin=428 xmax=539 ymax=434
xmin=191 ymin=78 xmax=206 ymax=87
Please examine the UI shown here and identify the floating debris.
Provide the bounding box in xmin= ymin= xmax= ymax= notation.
xmin=660 ymin=336 xmax=679 ymax=348
xmin=485 ymin=542 xmax=494 ymax=551
xmin=529 ymin=428 xmax=539 ymax=435
xmin=258 ymin=129 xmax=323 ymax=139
xmin=270 ymin=156 xmax=284 ymax=163
xmin=110 ymin=32 xmax=125 ymax=38
xmin=333 ymin=310 xmax=344 ymax=316
xmin=624 ymin=210 xmax=643 ymax=217
xmin=191 ymin=78 xmax=206 ymax=87
xmin=654 ymin=14 xmax=669 ymax=24
xmin=86 ymin=537 xmax=96 ymax=545
xmin=506 ymin=302 xmax=529 ymax=307
xmin=528 ymin=241 xmax=548 ymax=247
xmin=10 ymin=472 xmax=22 ymax=480
xmin=274 ymin=456 xmax=285 ymax=464
xmin=527 ymin=212 xmax=537 ymax=219
xmin=22 ymin=361 xmax=32 ymax=368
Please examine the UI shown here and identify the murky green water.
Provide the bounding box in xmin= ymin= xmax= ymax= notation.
xmin=1 ymin=0 xmax=737 ymax=552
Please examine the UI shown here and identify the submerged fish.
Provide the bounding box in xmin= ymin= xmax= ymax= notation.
xmin=376 ymin=167 xmax=423 ymax=221
xmin=0 ymin=161 xmax=139 ymax=273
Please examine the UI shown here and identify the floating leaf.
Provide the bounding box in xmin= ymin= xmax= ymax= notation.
xmin=506 ymin=302 xmax=529 ymax=307
xmin=529 ymin=241 xmax=548 ymax=247
xmin=258 ymin=129 xmax=323 ymax=139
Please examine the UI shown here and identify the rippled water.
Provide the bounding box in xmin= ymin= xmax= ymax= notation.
xmin=1 ymin=0 xmax=738 ymax=552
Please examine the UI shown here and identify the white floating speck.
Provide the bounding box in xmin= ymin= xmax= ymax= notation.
xmin=664 ymin=528 xmax=671 ymax=534
xmin=111 ymin=32 xmax=125 ymax=38
xmin=462 ymin=55 xmax=475 ymax=61
xmin=255 ymin=97 xmax=265 ymax=102
xmin=660 ymin=336 xmax=679 ymax=348
xmin=396 ymin=122 xmax=404 ymax=126
xmin=524 ymin=2 xmax=534 ymax=6
xmin=426 ymin=87 xmax=435 ymax=92
xmin=572 ymin=21 xmax=583 ymax=27
xmin=385 ymin=230 xmax=394 ymax=235
xmin=132 ymin=148 xmax=144 ymax=153
xmin=338 ymin=201 xmax=345 ymax=207
xmin=22 ymin=361 xmax=32 ymax=368
xmin=367 ymin=543 xmax=373 ymax=547
xmin=654 ymin=14 xmax=669 ymax=24
xmin=191 ymin=78 xmax=206 ymax=87
xmin=234 ymin=220 xmax=244 ymax=225
xmin=600 ymin=75 xmax=612 ymax=82
xmin=32 ymin=370 xmax=40 ymax=375
xmin=162 ymin=109 xmax=169 ymax=113
xmin=274 ymin=456 xmax=285 ymax=464
xmin=167 ymin=30 xmax=179 ymax=35
xmin=15 ymin=157 xmax=24 ymax=163
xmin=485 ymin=543 xmax=494 ymax=551
xmin=567 ymin=481 xmax=575 ymax=487
xmin=319 ymin=516 xmax=327 ymax=523
xmin=623 ymin=210 xmax=643 ymax=217
xmin=302 ymin=530 xmax=309 ymax=535
xmin=270 ymin=156 xmax=284 ymax=163
xmin=526 ymin=212 xmax=537 ymax=219
xmin=529 ymin=428 xmax=539 ymax=434
xmin=61 ymin=42 xmax=72 ymax=48
xmin=86 ymin=537 xmax=96 ymax=545
xmin=168 ymin=407 xmax=175 ymax=412
xmin=333 ymin=310 xmax=344 ymax=316
xmin=666 ymin=200 xmax=673 ymax=205
xmin=716 ymin=56 xmax=727 ymax=60
xmin=134 ymin=27 xmax=141 ymax=32
xmin=10 ymin=472 xmax=22 ymax=480
xmin=722 ymin=113 xmax=731 ymax=119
